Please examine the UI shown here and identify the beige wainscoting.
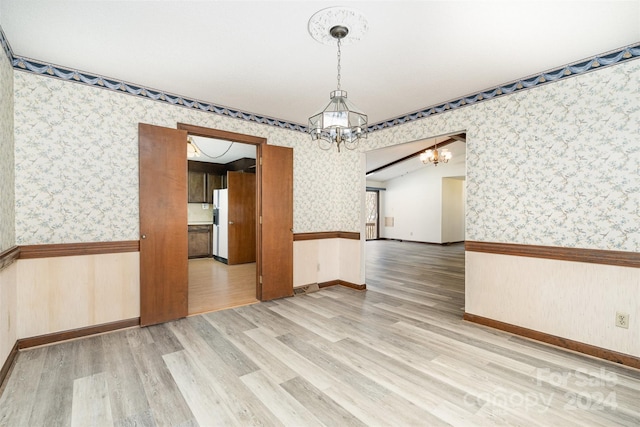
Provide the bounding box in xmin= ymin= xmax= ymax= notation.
xmin=293 ymin=237 xmax=363 ymax=288
xmin=466 ymin=251 xmax=640 ymax=357
xmin=13 ymin=235 xmax=360 ymax=340
xmin=293 ymin=239 xmax=340 ymax=287
xmin=17 ymin=252 xmax=140 ymax=339
xmin=339 ymin=237 xmax=363 ymax=285
xmin=0 ymin=261 xmax=17 ymax=368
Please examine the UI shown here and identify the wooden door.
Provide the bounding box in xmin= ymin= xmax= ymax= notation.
xmin=258 ymin=145 xmax=293 ymax=300
xmin=227 ymin=171 xmax=256 ymax=265
xmin=139 ymin=123 xmax=188 ymax=326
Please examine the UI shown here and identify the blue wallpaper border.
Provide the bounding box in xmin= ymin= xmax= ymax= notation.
xmin=11 ymin=54 xmax=307 ymax=132
xmin=0 ymin=25 xmax=637 ymax=135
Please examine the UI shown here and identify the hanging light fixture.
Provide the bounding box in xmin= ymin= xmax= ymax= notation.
xmin=420 ymin=144 xmax=452 ymax=166
xmin=308 ymin=8 xmax=368 ymax=152
xmin=187 ymin=136 xmax=201 ymax=158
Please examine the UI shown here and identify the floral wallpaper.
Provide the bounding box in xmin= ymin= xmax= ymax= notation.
xmin=0 ymin=48 xmax=14 ymax=252
xmin=12 ymin=56 xmax=640 ymax=252
xmin=13 ymin=71 xmax=346 ymax=245
xmin=361 ymin=59 xmax=640 ymax=252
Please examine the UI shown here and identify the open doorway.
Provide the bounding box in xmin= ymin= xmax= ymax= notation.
xmin=364 ymin=132 xmax=466 ymax=244
xmin=139 ymin=123 xmax=293 ymax=326
xmin=186 ymin=135 xmax=258 ymax=315
xmin=363 ymin=132 xmax=467 ymax=311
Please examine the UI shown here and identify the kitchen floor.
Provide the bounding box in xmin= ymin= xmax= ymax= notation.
xmin=188 ymin=259 xmax=257 ymax=315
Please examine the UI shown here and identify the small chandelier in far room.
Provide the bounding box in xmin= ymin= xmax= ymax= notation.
xmin=308 ymin=7 xmax=368 ymax=152
xmin=420 ymin=144 xmax=452 ymax=166
xmin=187 ymin=136 xmax=200 ymax=158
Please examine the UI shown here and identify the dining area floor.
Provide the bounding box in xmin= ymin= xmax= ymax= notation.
xmin=0 ymin=240 xmax=639 ymax=426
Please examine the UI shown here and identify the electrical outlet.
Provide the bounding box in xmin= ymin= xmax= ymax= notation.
xmin=615 ymin=312 xmax=630 ymax=329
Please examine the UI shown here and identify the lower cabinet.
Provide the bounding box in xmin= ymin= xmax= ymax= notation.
xmin=188 ymin=225 xmax=212 ymax=258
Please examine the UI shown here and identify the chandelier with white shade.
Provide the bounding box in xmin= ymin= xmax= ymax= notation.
xmin=307 ymin=7 xmax=368 ymax=152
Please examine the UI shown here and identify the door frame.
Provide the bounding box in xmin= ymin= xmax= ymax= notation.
xmin=177 ymin=123 xmax=266 ymax=300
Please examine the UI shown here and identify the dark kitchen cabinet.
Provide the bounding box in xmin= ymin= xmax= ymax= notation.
xmin=188 ymin=170 xmax=207 ymax=203
xmin=188 ymin=170 xmax=225 ymax=203
xmin=208 ymin=173 xmax=224 ymax=191
xmin=188 ymin=225 xmax=212 ymax=258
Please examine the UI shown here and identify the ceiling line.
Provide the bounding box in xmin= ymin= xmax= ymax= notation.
xmin=3 ymin=21 xmax=638 ymax=137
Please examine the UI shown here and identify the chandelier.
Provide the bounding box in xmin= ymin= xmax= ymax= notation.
xmin=308 ymin=8 xmax=368 ymax=152
xmin=420 ymin=144 xmax=452 ymax=166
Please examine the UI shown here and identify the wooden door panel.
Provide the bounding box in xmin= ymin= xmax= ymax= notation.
xmin=259 ymin=145 xmax=293 ymax=300
xmin=227 ymin=171 xmax=256 ymax=265
xmin=139 ymin=123 xmax=188 ymax=326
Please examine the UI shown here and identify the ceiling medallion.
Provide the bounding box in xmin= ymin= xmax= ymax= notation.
xmin=308 ymin=7 xmax=368 ymax=45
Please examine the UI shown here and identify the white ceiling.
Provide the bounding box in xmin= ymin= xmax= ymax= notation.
xmin=1 ymin=1 xmax=638 ymax=181
xmin=190 ymin=135 xmax=256 ymax=164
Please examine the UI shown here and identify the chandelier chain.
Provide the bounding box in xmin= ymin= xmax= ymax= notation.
xmin=336 ymin=38 xmax=342 ymax=90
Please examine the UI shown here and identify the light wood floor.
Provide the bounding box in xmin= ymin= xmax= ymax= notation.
xmin=1 ymin=240 xmax=639 ymax=426
xmin=188 ymin=258 xmax=257 ymax=315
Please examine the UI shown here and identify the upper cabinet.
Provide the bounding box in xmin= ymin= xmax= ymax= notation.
xmin=208 ymin=173 xmax=224 ymax=193
xmin=188 ymin=161 xmax=227 ymax=203
xmin=188 ymin=170 xmax=208 ymax=203
xmin=187 ymin=157 xmax=255 ymax=204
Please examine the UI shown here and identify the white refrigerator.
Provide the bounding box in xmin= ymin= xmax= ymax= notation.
xmin=212 ymin=189 xmax=228 ymax=262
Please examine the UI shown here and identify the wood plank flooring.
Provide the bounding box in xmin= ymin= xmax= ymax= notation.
xmin=188 ymin=259 xmax=257 ymax=315
xmin=2 ymin=240 xmax=640 ymax=426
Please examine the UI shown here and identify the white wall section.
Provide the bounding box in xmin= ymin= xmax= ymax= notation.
xmin=441 ymin=177 xmax=465 ymax=243
xmin=379 ymin=161 xmax=466 ymax=243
